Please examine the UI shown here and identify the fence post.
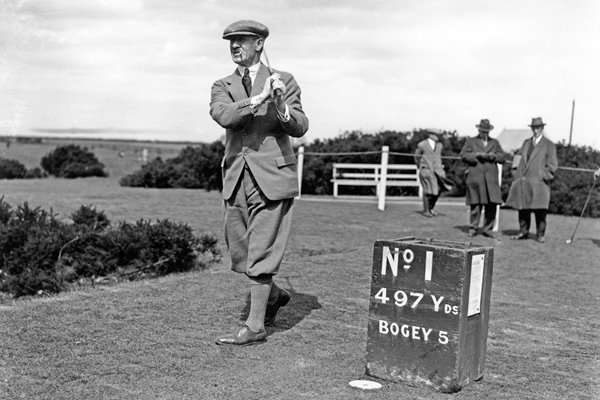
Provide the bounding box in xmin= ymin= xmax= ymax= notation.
xmin=378 ymin=146 xmax=389 ymax=211
xmin=493 ymin=163 xmax=502 ymax=232
xmin=296 ymin=146 xmax=304 ymax=199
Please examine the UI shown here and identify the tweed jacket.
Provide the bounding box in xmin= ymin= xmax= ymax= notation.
xmin=210 ymin=63 xmax=309 ymax=201
xmin=505 ymin=135 xmax=558 ymax=209
xmin=460 ymin=136 xmax=506 ymax=205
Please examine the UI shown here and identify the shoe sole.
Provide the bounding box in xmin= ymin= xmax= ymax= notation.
xmin=215 ymin=338 xmax=267 ymax=346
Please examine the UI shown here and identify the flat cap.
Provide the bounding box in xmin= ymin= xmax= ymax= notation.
xmin=222 ymin=20 xmax=269 ymax=40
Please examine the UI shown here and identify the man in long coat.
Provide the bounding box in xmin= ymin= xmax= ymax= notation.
xmin=210 ymin=20 xmax=309 ymax=345
xmin=459 ymin=119 xmax=506 ymax=238
xmin=506 ymin=117 xmax=558 ymax=243
xmin=414 ymin=129 xmax=452 ymax=217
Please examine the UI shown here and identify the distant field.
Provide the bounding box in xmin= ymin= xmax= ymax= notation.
xmin=1 ymin=172 xmax=599 ymax=399
xmin=0 ymin=138 xmax=193 ymax=181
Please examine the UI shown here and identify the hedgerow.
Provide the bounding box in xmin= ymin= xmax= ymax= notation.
xmin=0 ymin=158 xmax=46 ymax=179
xmin=120 ymin=141 xmax=224 ymax=190
xmin=0 ymin=198 xmax=220 ymax=298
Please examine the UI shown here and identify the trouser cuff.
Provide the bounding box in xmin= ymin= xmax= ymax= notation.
xmin=248 ymin=274 xmax=273 ymax=285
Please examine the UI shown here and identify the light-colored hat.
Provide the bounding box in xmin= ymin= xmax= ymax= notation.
xmin=222 ymin=20 xmax=269 ymax=40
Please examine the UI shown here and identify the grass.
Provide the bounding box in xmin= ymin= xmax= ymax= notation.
xmin=1 ymin=177 xmax=599 ymax=400
xmin=1 ymin=139 xmax=599 ymax=399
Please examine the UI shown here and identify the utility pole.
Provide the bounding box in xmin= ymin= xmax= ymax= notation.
xmin=568 ymin=99 xmax=575 ymax=147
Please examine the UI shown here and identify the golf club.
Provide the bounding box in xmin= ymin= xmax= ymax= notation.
xmin=262 ymin=48 xmax=283 ymax=97
xmin=566 ymin=177 xmax=597 ymax=244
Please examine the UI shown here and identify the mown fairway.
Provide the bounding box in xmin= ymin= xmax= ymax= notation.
xmin=1 ymin=140 xmax=599 ymax=399
xmin=1 ymin=176 xmax=599 ymax=400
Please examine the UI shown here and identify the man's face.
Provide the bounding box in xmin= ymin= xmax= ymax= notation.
xmin=531 ymin=126 xmax=544 ymax=136
xmin=229 ymin=35 xmax=262 ymax=67
xmin=478 ymin=129 xmax=490 ymax=137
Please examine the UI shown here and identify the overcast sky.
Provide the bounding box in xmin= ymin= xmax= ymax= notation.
xmin=1 ymin=0 xmax=599 ymax=149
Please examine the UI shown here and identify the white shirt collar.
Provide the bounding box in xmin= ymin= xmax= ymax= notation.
xmin=237 ymin=62 xmax=261 ymax=84
xmin=533 ymin=134 xmax=543 ymax=145
xmin=427 ymin=138 xmax=436 ymax=149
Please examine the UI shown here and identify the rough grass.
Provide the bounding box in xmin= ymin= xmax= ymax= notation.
xmin=1 ymin=176 xmax=599 ymax=400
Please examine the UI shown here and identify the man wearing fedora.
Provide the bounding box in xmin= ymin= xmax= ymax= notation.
xmin=210 ymin=20 xmax=309 ymax=345
xmin=506 ymin=117 xmax=558 ymax=243
xmin=459 ymin=119 xmax=506 ymax=238
xmin=414 ymin=129 xmax=453 ymax=217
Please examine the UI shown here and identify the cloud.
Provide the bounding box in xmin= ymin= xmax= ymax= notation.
xmin=1 ymin=0 xmax=599 ymax=149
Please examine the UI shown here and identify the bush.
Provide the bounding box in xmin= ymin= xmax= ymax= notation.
xmin=120 ymin=141 xmax=224 ymax=190
xmin=41 ymin=144 xmax=107 ymax=178
xmin=550 ymin=143 xmax=600 ymax=217
xmin=0 ymin=198 xmax=220 ymax=298
xmin=25 ymin=167 xmax=46 ymax=179
xmin=0 ymin=158 xmax=27 ymax=179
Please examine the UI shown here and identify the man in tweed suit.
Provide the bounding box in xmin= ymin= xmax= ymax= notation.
xmin=210 ymin=20 xmax=309 ymax=345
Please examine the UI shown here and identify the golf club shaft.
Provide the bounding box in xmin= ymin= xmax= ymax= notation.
xmin=569 ymin=178 xmax=597 ymax=241
xmin=262 ymin=48 xmax=283 ymax=97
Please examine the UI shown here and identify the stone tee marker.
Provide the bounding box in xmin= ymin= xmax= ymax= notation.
xmin=366 ymin=237 xmax=494 ymax=393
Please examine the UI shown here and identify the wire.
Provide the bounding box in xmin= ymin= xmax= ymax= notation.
xmin=296 ymin=149 xmax=598 ymax=173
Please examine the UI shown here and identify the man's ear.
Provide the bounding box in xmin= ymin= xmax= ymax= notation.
xmin=255 ymin=37 xmax=264 ymax=51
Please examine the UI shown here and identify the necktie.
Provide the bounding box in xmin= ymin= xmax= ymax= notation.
xmin=242 ymin=68 xmax=252 ymax=97
xmin=527 ymin=138 xmax=535 ymax=159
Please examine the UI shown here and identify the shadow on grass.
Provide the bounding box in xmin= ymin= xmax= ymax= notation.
xmin=240 ymin=290 xmax=322 ymax=336
xmin=453 ymin=225 xmax=471 ymax=234
xmin=501 ymin=229 xmax=522 ymax=237
xmin=575 ymin=237 xmax=600 ymax=247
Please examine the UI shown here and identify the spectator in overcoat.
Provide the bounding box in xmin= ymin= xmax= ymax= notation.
xmin=459 ymin=119 xmax=506 ymax=238
xmin=414 ymin=129 xmax=453 ymax=217
xmin=506 ymin=117 xmax=558 ymax=243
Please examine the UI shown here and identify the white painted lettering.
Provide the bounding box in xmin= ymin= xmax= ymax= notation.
xmin=402 ymin=249 xmax=414 ymax=264
xmin=381 ymin=246 xmax=399 ymax=276
xmin=374 ymin=287 xmax=390 ymax=304
xmin=410 ymin=292 xmax=424 ymax=308
xmin=411 ymin=325 xmax=421 ymax=340
xmin=401 ymin=324 xmax=410 ymax=338
xmin=394 ymin=290 xmax=407 ymax=307
xmin=422 ymin=328 xmax=432 ymax=342
xmin=378 ymin=320 xmax=448 ymax=345
xmin=379 ymin=319 xmax=389 ymax=334
xmin=438 ymin=331 xmax=449 ymax=345
xmin=431 ymin=295 xmax=444 ymax=312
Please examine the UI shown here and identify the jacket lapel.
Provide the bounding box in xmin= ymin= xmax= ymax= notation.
xmin=252 ymin=63 xmax=270 ymax=97
xmin=527 ymin=136 xmax=546 ymax=162
xmin=225 ymin=68 xmax=248 ymax=102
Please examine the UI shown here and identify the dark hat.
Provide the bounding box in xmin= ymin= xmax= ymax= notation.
xmin=476 ymin=119 xmax=494 ymax=131
xmin=528 ymin=117 xmax=546 ymax=127
xmin=222 ymin=20 xmax=269 ymax=40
